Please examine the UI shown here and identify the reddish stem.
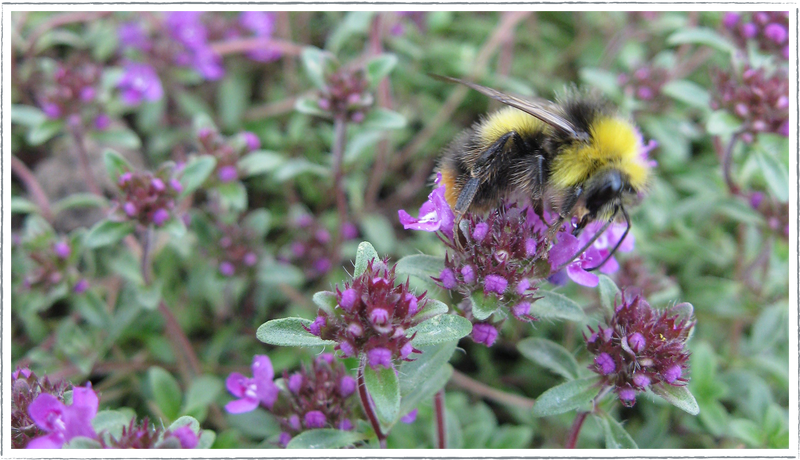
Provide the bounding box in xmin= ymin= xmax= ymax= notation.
xmin=357 ymin=363 xmax=387 ymax=448
xmin=434 ymin=389 xmax=447 ymax=449
xmin=209 ymin=37 xmax=304 ymax=56
xmin=11 ymin=155 xmax=54 ymax=222
xmin=565 ymin=411 xmax=589 ymax=449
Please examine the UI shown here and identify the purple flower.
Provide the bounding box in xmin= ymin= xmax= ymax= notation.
xmin=79 ymin=86 xmax=96 ymax=102
xmin=117 ymin=62 xmax=163 ymax=105
xmin=398 ymin=173 xmax=455 ymax=238
xmin=53 ymin=241 xmax=71 ymax=260
xmin=73 ymin=279 xmax=90 ymax=294
xmin=594 ymin=352 xmax=616 ymax=375
xmin=219 ymin=261 xmax=235 ymax=277
xmin=341 ymin=222 xmax=359 ymax=240
xmin=472 ymin=222 xmax=489 ymax=241
xmin=339 ymin=288 xmax=359 ymax=311
xmin=166 ymin=12 xmax=207 ymax=50
xmin=339 ymin=376 xmax=356 ymax=398
xmin=243 ymin=252 xmax=258 ymax=267
xmin=287 ymin=373 xmax=303 ymax=394
xmin=169 ymin=425 xmax=199 ymax=449
xmin=401 ymin=408 xmax=418 ymax=424
xmin=224 ymin=355 xmax=279 ymax=413
xmin=439 ymin=268 xmax=457 ymax=290
xmin=118 ymin=22 xmax=151 ymax=51
xmin=170 ymin=178 xmax=184 ymax=193
xmin=304 ymin=410 xmax=326 ymax=429
xmin=512 ymin=301 xmax=531 ymax=318
xmin=628 ymin=332 xmax=646 ymax=353
xmin=192 ymin=47 xmax=225 ymax=81
xmin=278 ymin=432 xmax=292 ymax=447
xmin=483 ymin=274 xmax=508 ymax=295
xmin=308 ymin=316 xmax=327 ymax=336
xmin=151 ymin=178 xmax=165 ymax=192
xmin=42 ymin=102 xmax=61 ymax=119
xmin=93 ymin=114 xmax=111 ymax=131
xmin=240 ymin=11 xmax=276 ymax=36
xmin=241 ymin=131 xmax=261 ymax=151
xmin=151 ymin=208 xmax=170 ymax=227
xmin=123 ymin=202 xmax=138 ymax=217
xmin=217 ymin=165 xmax=238 ymax=183
xmin=632 ymin=373 xmax=651 ymax=389
xmin=722 ymin=12 xmax=740 ymax=29
xmin=27 ymin=384 xmax=98 ymax=449
xmin=367 ymin=347 xmax=393 ymax=369
xmin=472 ymin=323 xmax=498 ymax=347
xmin=764 ymin=23 xmax=788 ymax=43
xmin=662 ymin=364 xmax=682 ymax=383
xmin=460 ymin=265 xmax=476 ymax=284
xmin=549 ymin=233 xmax=600 ymax=287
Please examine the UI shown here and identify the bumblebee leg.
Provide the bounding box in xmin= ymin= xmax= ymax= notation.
xmin=454 ymin=177 xmax=481 ymax=215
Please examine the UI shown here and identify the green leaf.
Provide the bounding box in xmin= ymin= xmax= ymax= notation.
xmin=179 ymin=156 xmax=217 ymax=197
xmin=358 ymin=214 xmax=396 ymax=254
xmin=168 ymin=415 xmax=200 ymax=433
xmin=286 ymin=429 xmax=366 ymax=449
xmin=366 ymin=54 xmax=398 ymax=86
xmin=530 ymin=290 xmax=586 ymax=321
xmin=92 ymin=410 xmax=135 ymax=440
xmin=363 ymin=364 xmax=400 ymax=427
xmin=52 ymin=193 xmax=108 ymax=214
xmin=486 ymin=425 xmax=534 ymax=449
xmin=398 ymin=342 xmax=456 ymax=417
xmin=257 ymin=261 xmax=304 ymax=287
xmin=661 ymin=80 xmax=711 ymax=109
xmin=706 ymin=110 xmax=741 ymax=137
xmin=344 ymin=130 xmax=383 ymax=164
xmin=301 ymin=47 xmax=332 ymax=91
xmin=273 ymin=159 xmax=329 ymax=182
xmin=11 ymin=197 xmax=39 ymax=215
xmin=197 ymin=430 xmax=216 ymax=449
xmin=579 ymin=68 xmax=621 ymax=98
xmin=217 ymin=69 xmax=251 ymax=130
xmin=667 ymin=27 xmax=736 ymax=54
xmin=148 ymin=367 xmax=182 ymax=421
xmin=327 ymin=11 xmax=374 ymax=53
xmin=12 ymin=105 xmax=47 ymax=127
xmin=597 ymin=275 xmax=621 ymax=314
xmin=312 ymin=291 xmax=338 ymax=315
xmin=361 ymin=108 xmax=407 ymax=130
xmin=84 ymin=220 xmax=135 ymax=248
xmin=238 ymin=150 xmax=284 ymax=177
xmin=754 ymin=147 xmax=788 ymax=203
xmin=27 ymin=119 xmax=64 ymax=146
xmin=243 ymin=209 xmax=271 ymax=238
xmin=216 ymin=181 xmax=248 ymax=211
xmin=353 ymin=241 xmax=379 ymax=277
xmin=176 ymin=91 xmax=212 ymax=118
xmin=518 ymin=337 xmax=580 ymax=380
xmin=595 ymin=413 xmax=638 ymax=449
xmin=395 ymin=254 xmax=444 ymax=283
xmin=667 ymin=302 xmax=694 ymax=324
xmin=182 ymin=375 xmax=223 ymax=422
xmin=532 ymin=377 xmax=599 ymax=417
xmin=470 ymin=291 xmax=500 ymax=321
xmin=729 ymin=418 xmax=763 ymax=447
xmin=409 ymin=314 xmax=472 ymax=346
xmin=161 ymin=216 xmax=187 ymax=239
xmin=256 ymin=318 xmax=336 ymax=347
xmin=91 ymin=128 xmax=142 ymax=150
xmin=63 ymin=437 xmax=103 ymax=449
xmin=413 ymin=298 xmax=449 ymax=323
xmin=651 ymin=384 xmax=700 ymax=415
xmin=295 ymin=97 xmax=331 ymax=118
xmin=103 ymin=149 xmax=133 ymax=182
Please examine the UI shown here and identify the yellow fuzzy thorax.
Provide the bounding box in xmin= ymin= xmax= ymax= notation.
xmin=549 ymin=116 xmax=649 ymax=191
xmin=477 ymin=107 xmax=549 ymax=146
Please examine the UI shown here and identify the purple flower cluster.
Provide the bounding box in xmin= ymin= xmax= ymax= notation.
xmin=308 ymin=259 xmax=426 ymax=369
xmin=115 ymin=166 xmax=183 ymax=227
xmin=238 ymin=11 xmax=283 ymax=62
xmin=617 ymin=64 xmax=670 ymax=105
xmin=276 ymin=354 xmax=357 ymax=446
xmin=317 ymin=67 xmax=374 ymax=123
xmin=101 ymin=418 xmax=198 ymax=449
xmin=12 ymin=368 xmax=71 ymax=448
xmin=710 ymin=65 xmax=789 ymax=140
xmin=165 ymin=12 xmax=225 ymax=80
xmin=280 ymin=213 xmax=359 ymax=280
xmin=37 ymin=60 xmax=107 ymax=129
xmin=16 ymin=236 xmax=88 ymax=294
xmin=117 ymin=61 xmax=164 ymax=106
xmin=215 ymin=222 xmax=261 ymax=277
xmin=584 ymin=294 xmax=693 ymax=407
xmin=722 ymin=11 xmax=789 ymax=60
xmin=196 ymin=127 xmax=261 ymax=185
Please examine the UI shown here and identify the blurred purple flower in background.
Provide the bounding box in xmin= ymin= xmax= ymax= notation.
xmin=117 ymin=62 xmax=163 ymax=105
xmin=239 ymin=11 xmax=283 ymax=62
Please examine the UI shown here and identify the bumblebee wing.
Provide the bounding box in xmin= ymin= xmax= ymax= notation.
xmin=430 ymin=74 xmax=585 ymax=140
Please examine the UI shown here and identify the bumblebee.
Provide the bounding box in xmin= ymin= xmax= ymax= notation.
xmin=433 ymin=75 xmax=651 ymax=270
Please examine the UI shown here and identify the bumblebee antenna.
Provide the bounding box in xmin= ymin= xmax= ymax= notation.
xmin=585 ymin=205 xmax=630 ymax=272
xmin=553 ymin=217 xmax=613 ymax=273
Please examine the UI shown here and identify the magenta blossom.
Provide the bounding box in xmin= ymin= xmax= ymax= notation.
xmin=224 ymin=355 xmax=280 ymax=414
xmin=27 ymin=384 xmax=98 ymax=449
xmin=117 ymin=62 xmax=163 ymax=105
xmin=398 ymin=173 xmax=455 ymax=238
xmin=549 ymin=221 xmax=634 ymax=287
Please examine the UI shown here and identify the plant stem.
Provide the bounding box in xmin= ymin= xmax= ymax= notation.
xmin=330 ymin=114 xmax=349 ymax=265
xmin=565 ymin=411 xmax=589 ymax=449
xmin=209 ymin=37 xmax=304 ymax=56
xmin=449 ymin=369 xmax=535 ymax=409
xmin=357 ymin=362 xmax=387 ymax=448
xmin=11 ymin=155 xmax=54 ymax=222
xmin=69 ymin=125 xmax=102 ymax=196
xmin=721 ymin=133 xmax=741 ymax=195
xmin=434 ymin=389 xmax=447 ymax=449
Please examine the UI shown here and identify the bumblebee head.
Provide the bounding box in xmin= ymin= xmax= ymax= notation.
xmin=583 ymin=168 xmax=625 ymax=219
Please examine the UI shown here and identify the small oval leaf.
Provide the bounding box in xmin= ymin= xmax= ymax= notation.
xmin=651 ymin=384 xmax=700 ymax=415
xmin=180 ymin=156 xmax=217 ymax=197
xmin=532 ymin=377 xmax=599 ymax=417
xmin=395 ymin=254 xmax=445 ymax=283
xmin=518 ymin=337 xmax=580 ymax=380
xmin=410 ymin=314 xmax=472 ymax=346
xmin=353 ymin=241 xmax=379 ymax=277
xmin=84 ymin=220 xmax=135 ymax=249
xmin=286 ymin=429 xmax=366 ymax=449
xmin=470 ymin=291 xmax=499 ymax=321
xmin=363 ymin=364 xmax=400 ymax=427
xmin=312 ymin=291 xmax=338 ymax=315
xmin=597 ymin=275 xmax=621 ymax=314
xmin=256 ymin=318 xmax=336 ymax=347
xmin=531 ymin=290 xmax=586 ymax=321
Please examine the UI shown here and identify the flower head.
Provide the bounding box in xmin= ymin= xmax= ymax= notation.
xmin=114 ymin=167 xmax=181 ymax=227
xmin=584 ymin=294 xmax=694 ymax=407
xmin=224 ymin=355 xmax=280 ymax=413
xmin=239 ymin=12 xmax=283 ymax=62
xmin=27 ymin=384 xmax=98 ymax=448
xmin=117 ymin=62 xmax=163 ymax=105
xmin=711 ymin=65 xmax=789 ymax=140
xmin=308 ymin=259 xmax=426 ymax=368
